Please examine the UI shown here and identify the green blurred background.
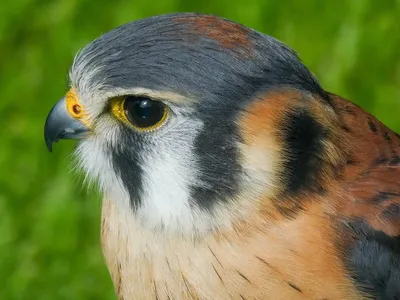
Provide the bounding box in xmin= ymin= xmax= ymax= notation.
xmin=1 ymin=0 xmax=399 ymax=299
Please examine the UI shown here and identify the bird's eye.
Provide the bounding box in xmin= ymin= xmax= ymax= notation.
xmin=109 ymin=95 xmax=168 ymax=131
xmin=111 ymin=96 xmax=167 ymax=131
xmin=123 ymin=96 xmax=167 ymax=129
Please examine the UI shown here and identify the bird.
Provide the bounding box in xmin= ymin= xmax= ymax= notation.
xmin=44 ymin=12 xmax=400 ymax=300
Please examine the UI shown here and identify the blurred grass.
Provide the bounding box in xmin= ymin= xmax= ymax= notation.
xmin=0 ymin=0 xmax=399 ymax=299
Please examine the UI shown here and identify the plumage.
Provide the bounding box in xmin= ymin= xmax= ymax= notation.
xmin=44 ymin=13 xmax=400 ymax=299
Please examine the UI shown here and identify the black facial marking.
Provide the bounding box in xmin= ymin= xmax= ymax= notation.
xmin=111 ymin=126 xmax=144 ymax=209
xmin=344 ymin=220 xmax=400 ymax=299
xmin=368 ymin=120 xmax=377 ymax=132
xmin=191 ymin=118 xmax=242 ymax=210
xmin=280 ymin=109 xmax=326 ymax=195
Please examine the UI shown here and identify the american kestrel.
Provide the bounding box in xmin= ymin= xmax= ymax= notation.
xmin=44 ymin=13 xmax=400 ymax=300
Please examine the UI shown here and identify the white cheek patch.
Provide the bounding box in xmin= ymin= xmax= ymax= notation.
xmin=137 ymin=131 xmax=200 ymax=233
xmin=74 ymin=115 xmax=218 ymax=234
xmin=74 ymin=124 xmax=132 ymax=211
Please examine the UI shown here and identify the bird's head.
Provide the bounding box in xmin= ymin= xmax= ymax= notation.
xmin=44 ymin=13 xmax=343 ymax=235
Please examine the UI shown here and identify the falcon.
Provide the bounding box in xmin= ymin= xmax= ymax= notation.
xmin=44 ymin=13 xmax=400 ymax=300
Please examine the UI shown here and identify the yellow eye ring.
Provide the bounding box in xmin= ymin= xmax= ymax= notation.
xmin=110 ymin=96 xmax=168 ymax=131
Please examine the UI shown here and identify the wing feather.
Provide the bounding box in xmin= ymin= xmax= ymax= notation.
xmin=331 ymin=94 xmax=400 ymax=299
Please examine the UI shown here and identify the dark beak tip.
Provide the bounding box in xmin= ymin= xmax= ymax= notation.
xmin=45 ymin=138 xmax=54 ymax=153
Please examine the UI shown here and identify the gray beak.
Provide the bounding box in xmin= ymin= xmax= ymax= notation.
xmin=44 ymin=97 xmax=89 ymax=152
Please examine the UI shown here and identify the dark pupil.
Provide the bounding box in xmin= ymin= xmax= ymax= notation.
xmin=124 ymin=96 xmax=165 ymax=128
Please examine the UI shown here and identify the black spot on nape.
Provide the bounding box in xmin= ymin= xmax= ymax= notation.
xmin=371 ymin=191 xmax=400 ymax=204
xmin=281 ymin=109 xmax=325 ymax=195
xmin=382 ymin=203 xmax=400 ymax=219
xmin=111 ymin=127 xmax=144 ymax=209
xmin=368 ymin=120 xmax=377 ymax=132
xmin=344 ymin=220 xmax=400 ymax=299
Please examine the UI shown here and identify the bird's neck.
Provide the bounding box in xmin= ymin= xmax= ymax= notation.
xmin=100 ymin=196 xmax=363 ymax=300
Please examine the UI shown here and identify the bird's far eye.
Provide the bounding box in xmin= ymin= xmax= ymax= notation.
xmin=110 ymin=95 xmax=168 ymax=131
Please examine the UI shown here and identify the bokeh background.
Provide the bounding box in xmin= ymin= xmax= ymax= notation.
xmin=1 ymin=0 xmax=400 ymax=299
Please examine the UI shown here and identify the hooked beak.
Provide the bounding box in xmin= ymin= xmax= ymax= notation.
xmin=44 ymin=97 xmax=89 ymax=152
